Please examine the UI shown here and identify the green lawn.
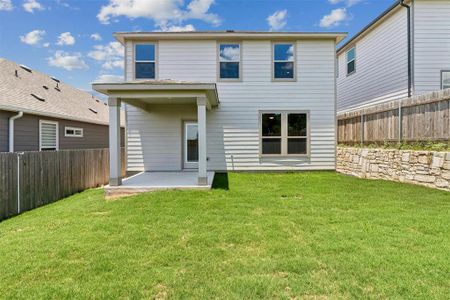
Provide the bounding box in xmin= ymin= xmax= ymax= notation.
xmin=0 ymin=172 xmax=449 ymax=299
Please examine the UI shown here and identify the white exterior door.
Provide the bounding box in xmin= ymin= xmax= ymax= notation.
xmin=183 ymin=121 xmax=198 ymax=169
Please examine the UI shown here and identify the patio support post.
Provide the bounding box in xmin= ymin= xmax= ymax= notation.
xmin=197 ymin=97 xmax=208 ymax=185
xmin=108 ymin=97 xmax=122 ymax=186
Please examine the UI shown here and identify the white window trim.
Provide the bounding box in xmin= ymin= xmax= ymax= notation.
xmin=217 ymin=41 xmax=242 ymax=82
xmin=346 ymin=46 xmax=356 ymax=76
xmin=259 ymin=111 xmax=310 ymax=157
xmin=64 ymin=126 xmax=83 ymax=138
xmin=441 ymin=70 xmax=450 ymax=90
xmin=272 ymin=42 xmax=297 ymax=82
xmin=133 ymin=42 xmax=158 ymax=80
xmin=39 ymin=120 xmax=59 ymax=151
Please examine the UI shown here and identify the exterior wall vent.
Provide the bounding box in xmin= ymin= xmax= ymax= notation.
xmin=42 ymin=85 xmax=49 ymax=90
xmin=55 ymin=83 xmax=61 ymax=91
xmin=51 ymin=76 xmax=60 ymax=83
xmin=19 ymin=65 xmax=32 ymax=73
xmin=31 ymin=93 xmax=45 ymax=102
xmin=89 ymin=108 xmax=98 ymax=114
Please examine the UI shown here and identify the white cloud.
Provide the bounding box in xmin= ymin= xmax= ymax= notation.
xmin=56 ymin=32 xmax=76 ymax=46
xmin=220 ymin=45 xmax=239 ymax=61
xmin=90 ymin=33 xmax=102 ymax=41
xmin=0 ymin=0 xmax=13 ymax=11
xmin=94 ymin=74 xmax=124 ymax=83
xmin=43 ymin=42 xmax=50 ymax=48
xmin=20 ymin=30 xmax=45 ymax=45
xmin=157 ymin=24 xmax=196 ymax=32
xmin=267 ymin=9 xmax=287 ymax=31
xmin=88 ymin=41 xmax=124 ymax=70
xmin=97 ymin=0 xmax=220 ymax=30
xmin=320 ymin=8 xmax=348 ymax=28
xmin=48 ymin=51 xmax=88 ymax=70
xmin=328 ymin=0 xmax=361 ymax=7
xmin=23 ymin=0 xmax=44 ymax=13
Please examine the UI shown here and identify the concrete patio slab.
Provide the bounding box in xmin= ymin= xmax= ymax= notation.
xmin=105 ymin=171 xmax=215 ymax=199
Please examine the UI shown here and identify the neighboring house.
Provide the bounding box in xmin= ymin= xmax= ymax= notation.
xmin=93 ymin=31 xmax=346 ymax=186
xmin=337 ymin=0 xmax=450 ymax=112
xmin=0 ymin=58 xmax=124 ymax=152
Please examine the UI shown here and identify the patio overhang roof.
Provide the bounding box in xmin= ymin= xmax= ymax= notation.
xmin=92 ymin=80 xmax=219 ymax=109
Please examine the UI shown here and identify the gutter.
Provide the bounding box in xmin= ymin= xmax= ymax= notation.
xmin=400 ymin=0 xmax=412 ymax=98
xmin=9 ymin=111 xmax=23 ymax=152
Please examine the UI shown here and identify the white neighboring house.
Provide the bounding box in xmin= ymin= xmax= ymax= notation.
xmin=93 ymin=31 xmax=346 ymax=187
xmin=337 ymin=0 xmax=450 ymax=112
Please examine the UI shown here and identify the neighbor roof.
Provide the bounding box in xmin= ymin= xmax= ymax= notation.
xmin=114 ymin=30 xmax=347 ymax=45
xmin=0 ymin=58 xmax=116 ymax=126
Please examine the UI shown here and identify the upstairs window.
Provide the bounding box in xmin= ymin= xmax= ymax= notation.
xmin=346 ymin=47 xmax=356 ymax=75
xmin=39 ymin=120 xmax=58 ymax=151
xmin=219 ymin=43 xmax=240 ymax=80
xmin=135 ymin=44 xmax=156 ymax=79
xmin=260 ymin=112 xmax=309 ymax=156
xmin=442 ymin=71 xmax=450 ymax=89
xmin=273 ymin=43 xmax=295 ymax=80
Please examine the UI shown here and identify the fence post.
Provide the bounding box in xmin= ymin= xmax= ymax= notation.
xmin=16 ymin=153 xmax=21 ymax=214
xmin=398 ymin=100 xmax=403 ymax=143
xmin=360 ymin=113 xmax=365 ymax=145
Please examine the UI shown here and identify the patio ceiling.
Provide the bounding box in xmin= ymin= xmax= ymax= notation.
xmin=92 ymin=80 xmax=219 ymax=110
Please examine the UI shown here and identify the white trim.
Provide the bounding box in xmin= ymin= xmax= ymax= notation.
xmin=64 ymin=126 xmax=83 ymax=137
xmin=39 ymin=120 xmax=59 ymax=151
xmin=272 ymin=42 xmax=297 ymax=81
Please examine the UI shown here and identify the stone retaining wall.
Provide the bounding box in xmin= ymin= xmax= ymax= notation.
xmin=337 ymin=147 xmax=450 ymax=191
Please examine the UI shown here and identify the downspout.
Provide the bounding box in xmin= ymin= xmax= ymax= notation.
xmin=9 ymin=111 xmax=23 ymax=152
xmin=400 ymin=0 xmax=412 ymax=98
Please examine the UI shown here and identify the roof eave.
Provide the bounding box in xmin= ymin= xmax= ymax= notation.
xmin=114 ymin=32 xmax=347 ymax=45
xmin=337 ymin=1 xmax=405 ymax=54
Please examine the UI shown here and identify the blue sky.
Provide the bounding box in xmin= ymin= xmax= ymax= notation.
xmin=0 ymin=0 xmax=395 ymax=94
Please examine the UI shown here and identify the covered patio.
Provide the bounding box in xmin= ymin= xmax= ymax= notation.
xmin=92 ymin=80 xmax=219 ymax=195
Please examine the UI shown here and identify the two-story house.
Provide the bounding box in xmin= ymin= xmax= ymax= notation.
xmin=93 ymin=31 xmax=346 ymax=189
xmin=337 ymin=0 xmax=450 ymax=112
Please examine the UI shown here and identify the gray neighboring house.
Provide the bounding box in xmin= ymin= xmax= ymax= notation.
xmin=337 ymin=0 xmax=450 ymax=112
xmin=0 ymin=58 xmax=124 ymax=152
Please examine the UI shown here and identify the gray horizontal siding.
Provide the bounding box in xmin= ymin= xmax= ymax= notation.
xmin=337 ymin=6 xmax=409 ymax=111
xmin=0 ymin=110 xmax=124 ymax=152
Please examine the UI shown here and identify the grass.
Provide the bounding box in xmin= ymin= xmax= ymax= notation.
xmin=0 ymin=172 xmax=449 ymax=299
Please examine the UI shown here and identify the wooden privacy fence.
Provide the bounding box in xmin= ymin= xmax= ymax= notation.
xmin=338 ymin=89 xmax=450 ymax=144
xmin=0 ymin=148 xmax=126 ymax=221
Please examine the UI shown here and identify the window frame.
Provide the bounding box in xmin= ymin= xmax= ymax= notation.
xmin=272 ymin=42 xmax=297 ymax=82
xmin=259 ymin=111 xmax=310 ymax=157
xmin=217 ymin=41 xmax=242 ymax=82
xmin=346 ymin=46 xmax=356 ymax=76
xmin=39 ymin=120 xmax=59 ymax=151
xmin=133 ymin=42 xmax=158 ymax=80
xmin=441 ymin=70 xmax=450 ymax=90
xmin=64 ymin=126 xmax=83 ymax=138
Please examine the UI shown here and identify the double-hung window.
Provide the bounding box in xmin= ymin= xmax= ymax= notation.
xmin=219 ymin=43 xmax=240 ymax=80
xmin=346 ymin=47 xmax=356 ymax=75
xmin=135 ymin=44 xmax=156 ymax=79
xmin=261 ymin=112 xmax=308 ymax=156
xmin=273 ymin=43 xmax=295 ymax=80
xmin=442 ymin=71 xmax=450 ymax=89
xmin=39 ymin=120 xmax=59 ymax=151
